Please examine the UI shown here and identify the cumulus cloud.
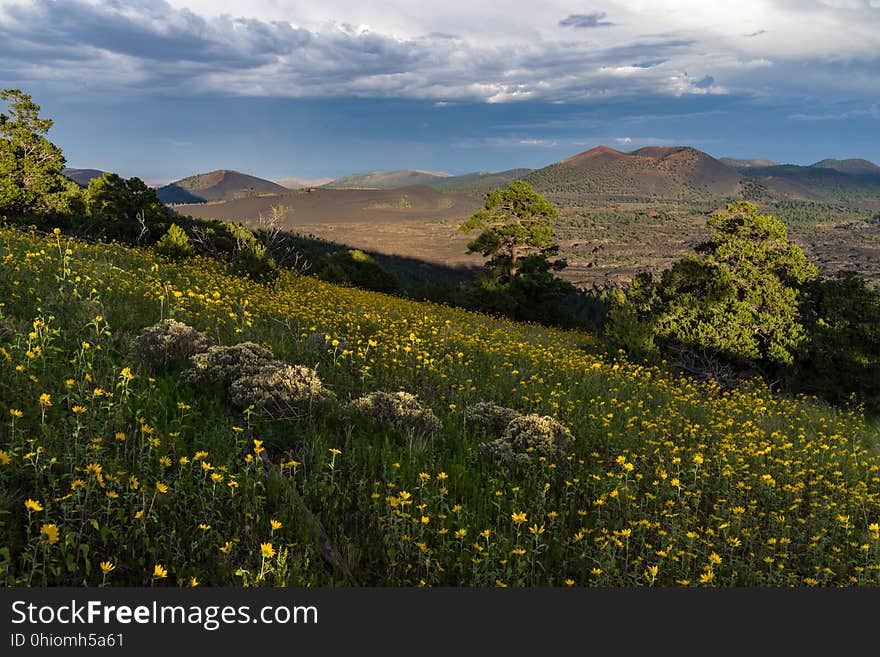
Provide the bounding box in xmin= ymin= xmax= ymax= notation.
xmin=559 ymin=12 xmax=615 ymax=28
xmin=0 ymin=0 xmax=879 ymax=107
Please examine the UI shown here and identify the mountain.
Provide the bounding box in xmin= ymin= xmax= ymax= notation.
xmin=62 ymin=168 xmax=106 ymax=187
xmin=740 ymin=163 xmax=880 ymax=200
xmin=428 ymin=169 xmax=533 ymax=194
xmin=719 ymin=158 xmax=780 ymax=169
xmin=324 ymin=168 xmax=533 ymax=194
xmin=157 ymin=170 xmax=289 ymax=204
xmin=811 ymin=158 xmax=880 ymax=176
xmin=277 ymin=176 xmax=334 ymax=189
xmin=324 ymin=169 xmax=453 ymax=189
xmin=523 ymin=145 xmax=743 ymax=200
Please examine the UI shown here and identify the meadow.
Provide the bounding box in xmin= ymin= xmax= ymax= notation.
xmin=1 ymin=225 xmax=879 ymax=587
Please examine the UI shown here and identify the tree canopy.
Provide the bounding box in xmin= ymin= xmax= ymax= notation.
xmin=84 ymin=172 xmax=168 ymax=241
xmin=0 ymin=88 xmax=80 ymax=217
xmin=459 ymin=180 xmax=562 ymax=283
xmin=607 ymin=201 xmax=818 ymax=369
xmin=655 ymin=201 xmax=817 ymax=366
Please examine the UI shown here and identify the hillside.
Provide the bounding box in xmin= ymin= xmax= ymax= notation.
xmin=719 ymin=158 xmax=779 ymax=169
xmin=61 ymin=167 xmax=106 ymax=187
xmin=157 ymin=169 xmax=289 ymax=204
xmin=524 ymin=145 xmax=743 ymax=200
xmin=2 ymin=225 xmax=879 ymax=588
xmin=742 ymin=163 xmax=880 ymax=200
xmin=324 ymin=169 xmax=453 ymax=189
xmin=811 ymin=158 xmax=880 ymax=176
xmin=428 ymin=168 xmax=533 ymax=194
xmin=278 ymin=176 xmax=334 ymax=189
xmin=173 ymin=184 xmax=481 ymax=225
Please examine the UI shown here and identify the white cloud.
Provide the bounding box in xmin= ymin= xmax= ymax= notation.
xmin=0 ymin=0 xmax=878 ymax=104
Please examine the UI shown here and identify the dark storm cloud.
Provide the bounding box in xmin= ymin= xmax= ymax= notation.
xmin=559 ymin=12 xmax=615 ymax=28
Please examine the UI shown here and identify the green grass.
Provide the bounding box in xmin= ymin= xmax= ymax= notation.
xmin=1 ymin=226 xmax=879 ymax=587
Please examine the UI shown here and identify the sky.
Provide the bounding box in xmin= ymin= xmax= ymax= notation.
xmin=1 ymin=0 xmax=879 ymax=184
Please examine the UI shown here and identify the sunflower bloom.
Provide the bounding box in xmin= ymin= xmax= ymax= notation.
xmin=40 ymin=523 xmax=60 ymax=544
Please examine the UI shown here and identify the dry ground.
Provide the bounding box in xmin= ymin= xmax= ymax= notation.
xmin=174 ymin=191 xmax=880 ymax=289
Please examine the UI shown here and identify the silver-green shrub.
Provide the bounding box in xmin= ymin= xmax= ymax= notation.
xmin=186 ymin=341 xmax=275 ymax=386
xmin=132 ymin=318 xmax=210 ymax=370
xmin=465 ymin=401 xmax=521 ymax=434
xmin=479 ymin=414 xmax=574 ymax=466
xmin=229 ymin=363 xmax=332 ymax=420
xmin=346 ymin=390 xmax=440 ymax=437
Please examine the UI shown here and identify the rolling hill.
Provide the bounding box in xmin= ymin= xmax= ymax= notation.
xmin=61 ymin=167 xmax=106 ymax=187
xmin=278 ymin=176 xmax=335 ymax=189
xmin=157 ymin=169 xmax=289 ymax=204
xmin=719 ymin=158 xmax=780 ymax=170
xmin=741 ymin=163 xmax=880 ymax=200
xmin=322 ymin=168 xmax=533 ymax=194
xmin=811 ymin=158 xmax=880 ymax=176
xmin=427 ymin=168 xmax=533 ymax=194
xmin=323 ymin=169 xmax=454 ymax=189
xmin=524 ymin=145 xmax=743 ymax=200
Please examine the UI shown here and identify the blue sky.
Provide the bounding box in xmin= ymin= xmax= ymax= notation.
xmin=1 ymin=0 xmax=878 ymax=184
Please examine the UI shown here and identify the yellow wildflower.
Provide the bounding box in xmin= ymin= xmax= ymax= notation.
xmin=40 ymin=523 xmax=60 ymax=544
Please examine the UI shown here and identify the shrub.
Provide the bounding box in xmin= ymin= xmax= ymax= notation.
xmin=229 ymin=363 xmax=332 ymax=420
xmin=186 ymin=341 xmax=276 ymax=386
xmin=465 ymin=401 xmax=521 ymax=434
xmin=154 ymin=223 xmax=194 ymax=261
xmin=479 ymin=414 xmax=574 ymax=466
xmin=131 ymin=318 xmax=210 ymax=370
xmin=232 ymin=240 xmax=279 ymax=284
xmin=346 ymin=391 xmax=440 ymax=438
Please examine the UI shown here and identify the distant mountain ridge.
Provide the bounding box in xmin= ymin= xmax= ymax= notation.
xmin=810 ymin=158 xmax=880 ymax=176
xmin=323 ymin=169 xmax=454 ymax=189
xmin=719 ymin=158 xmax=780 ymax=169
xmin=62 ymin=168 xmax=106 ymax=187
xmin=157 ymin=170 xmax=288 ymax=204
xmin=323 ymin=168 xmax=533 ymax=194
xmin=277 ymin=176 xmax=335 ymax=189
xmin=147 ymin=149 xmax=880 ymax=208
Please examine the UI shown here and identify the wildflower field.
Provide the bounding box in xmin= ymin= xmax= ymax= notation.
xmin=1 ymin=226 xmax=879 ymax=587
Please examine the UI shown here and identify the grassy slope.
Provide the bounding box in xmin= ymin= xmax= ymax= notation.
xmin=1 ymin=227 xmax=878 ymax=587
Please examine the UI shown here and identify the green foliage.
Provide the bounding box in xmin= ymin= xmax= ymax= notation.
xmin=2 ymin=226 xmax=880 ymax=587
xmin=602 ymin=275 xmax=661 ymax=362
xmin=795 ymin=271 xmax=880 ymax=412
xmin=460 ymin=180 xmax=561 ymax=283
xmin=643 ymin=202 xmax=816 ymax=367
xmin=457 ymin=181 xmax=580 ymax=325
xmin=84 ymin=173 xmax=169 ymax=241
xmin=0 ymin=88 xmax=81 ymax=218
xmin=154 ymin=223 xmax=195 ymax=261
xmin=318 ymin=249 xmax=399 ymax=293
xmin=227 ymin=224 xmax=280 ymax=283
